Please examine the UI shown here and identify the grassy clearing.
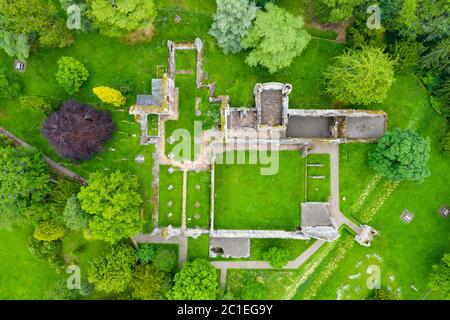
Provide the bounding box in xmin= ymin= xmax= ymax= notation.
xmin=214 ymin=151 xmax=304 ymax=230
xmin=159 ymin=166 xmax=184 ymax=227
xmin=250 ymin=239 xmax=315 ymax=261
xmin=306 ymin=154 xmax=330 ymax=202
xmin=186 ymin=171 xmax=211 ymax=229
xmin=188 ymin=234 xmax=210 ymax=261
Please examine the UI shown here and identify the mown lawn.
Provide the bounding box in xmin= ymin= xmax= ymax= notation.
xmin=306 ymin=154 xmax=330 ymax=202
xmin=186 ymin=171 xmax=211 ymax=229
xmin=158 ymin=166 xmax=184 ymax=228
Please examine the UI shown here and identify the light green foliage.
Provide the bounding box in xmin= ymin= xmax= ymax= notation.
xmin=0 ymin=68 xmax=22 ymax=99
xmin=324 ymin=47 xmax=395 ymax=105
xmin=77 ymin=170 xmax=143 ymax=243
xmin=315 ymin=0 xmax=363 ymax=23
xmin=262 ymin=247 xmax=289 ymax=269
xmin=389 ymin=40 xmax=424 ymax=72
xmin=368 ymin=128 xmax=431 ymax=181
xmin=89 ymin=0 xmax=156 ymax=38
xmin=241 ymin=282 xmax=268 ymax=299
xmin=33 ymin=221 xmax=65 ymax=241
xmin=0 ymin=145 xmax=50 ymax=230
xmin=88 ymin=243 xmax=137 ymax=293
xmin=241 ymin=3 xmax=311 ymax=73
xmin=131 ymin=264 xmax=170 ymax=300
xmin=428 ymin=253 xmax=450 ymax=298
xmin=209 ymin=0 xmax=257 ymax=54
xmin=136 ymin=244 xmax=156 ymax=264
xmin=55 ymin=56 xmax=89 ymax=95
xmin=19 ymin=96 xmax=57 ymax=114
xmin=168 ymin=259 xmax=218 ymax=300
xmin=396 ymin=0 xmax=418 ymax=29
xmin=63 ymin=195 xmax=89 ymax=231
xmin=154 ymin=248 xmax=177 ymax=273
xmin=0 ymin=0 xmax=72 ymax=48
xmin=0 ymin=30 xmax=30 ymax=61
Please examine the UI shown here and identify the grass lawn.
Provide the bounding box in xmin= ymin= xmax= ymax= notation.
xmin=306 ymin=154 xmax=330 ymax=202
xmin=159 ymin=166 xmax=184 ymax=227
xmin=214 ymin=151 xmax=305 ymax=230
xmin=188 ymin=234 xmax=210 ymax=261
xmin=250 ymin=239 xmax=315 ymax=261
xmin=187 ymin=171 xmax=211 ymax=229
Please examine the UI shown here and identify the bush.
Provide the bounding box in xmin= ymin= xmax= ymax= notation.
xmin=63 ymin=195 xmax=89 ymax=231
xmin=93 ymin=86 xmax=126 ymax=107
xmin=369 ymin=128 xmax=431 ymax=181
xmin=315 ymin=0 xmax=363 ymax=23
xmin=111 ymin=77 xmax=134 ymax=95
xmin=154 ymin=248 xmax=177 ymax=273
xmin=0 ymin=68 xmax=22 ymax=98
xmin=369 ymin=288 xmax=396 ymax=300
xmin=24 ymin=202 xmax=61 ymax=227
xmin=136 ymin=244 xmax=156 ymax=264
xmin=55 ymin=57 xmax=89 ymax=94
xmin=241 ymin=282 xmax=268 ymax=300
xmin=28 ymin=236 xmax=64 ymax=270
xmin=324 ymin=47 xmax=395 ymax=105
xmin=430 ymin=96 xmax=450 ymax=119
xmin=50 ymin=178 xmax=82 ymax=211
xmin=262 ymin=247 xmax=289 ymax=269
xmin=19 ymin=96 xmax=58 ymax=114
xmin=34 ymin=220 xmax=65 ymax=241
xmin=441 ymin=132 xmax=450 ymax=157
xmin=131 ymin=264 xmax=170 ymax=300
xmin=428 ymin=253 xmax=450 ymax=299
xmin=200 ymin=102 xmax=221 ymax=130
xmin=47 ymin=278 xmax=94 ymax=300
xmin=389 ymin=40 xmax=425 ymax=72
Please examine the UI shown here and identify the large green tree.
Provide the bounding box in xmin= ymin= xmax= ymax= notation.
xmin=241 ymin=3 xmax=311 ymax=73
xmin=209 ymin=0 xmax=257 ymax=54
xmin=88 ymin=243 xmax=137 ymax=293
xmin=77 ymin=170 xmax=143 ymax=243
xmin=368 ymin=129 xmax=431 ymax=181
xmin=0 ymin=0 xmax=72 ymax=48
xmin=168 ymin=259 xmax=219 ymax=300
xmin=89 ymin=0 xmax=156 ymax=38
xmin=0 ymin=145 xmax=50 ymax=230
xmin=428 ymin=253 xmax=450 ymax=298
xmin=315 ymin=0 xmax=363 ymax=23
xmin=131 ymin=264 xmax=170 ymax=300
xmin=323 ymin=47 xmax=395 ymax=105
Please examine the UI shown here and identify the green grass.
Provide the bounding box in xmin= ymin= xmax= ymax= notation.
xmin=214 ymin=151 xmax=305 ymax=230
xmin=250 ymin=239 xmax=315 ymax=261
xmin=188 ymin=234 xmax=210 ymax=261
xmin=187 ymin=171 xmax=211 ymax=229
xmin=159 ymin=166 xmax=184 ymax=227
xmin=306 ymin=154 xmax=330 ymax=202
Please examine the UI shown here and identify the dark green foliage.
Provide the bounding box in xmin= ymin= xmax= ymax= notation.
xmin=255 ymin=0 xmax=278 ymax=8
xmin=434 ymin=79 xmax=450 ymax=107
xmin=420 ymin=39 xmax=450 ymax=75
xmin=0 ymin=68 xmax=22 ymax=99
xmin=347 ymin=18 xmax=385 ymax=49
xmin=428 ymin=253 xmax=450 ymax=298
xmin=24 ymin=203 xmax=62 ymax=227
xmin=47 ymin=278 xmax=94 ymax=300
xmin=63 ymin=195 xmax=89 ymax=231
xmin=369 ymin=128 xmax=431 ymax=181
xmin=136 ymin=244 xmax=156 ymax=264
xmin=430 ymin=96 xmax=450 ymax=119
xmin=389 ymin=40 xmax=425 ymax=72
xmin=111 ymin=76 xmax=135 ymax=95
xmin=130 ymin=264 xmax=171 ymax=300
xmin=88 ymin=243 xmax=138 ymax=293
xmin=50 ymin=179 xmax=81 ymax=211
xmin=441 ymin=131 xmax=450 ymax=157
xmin=154 ymin=248 xmax=177 ymax=273
xmin=28 ymin=236 xmax=64 ymax=270
xmin=168 ymin=259 xmax=219 ymax=300
xmin=369 ymin=288 xmax=396 ymax=300
xmin=315 ymin=0 xmax=363 ymax=23
xmin=241 ymin=282 xmax=268 ymax=300
xmin=262 ymin=247 xmax=289 ymax=269
xmin=19 ymin=96 xmax=59 ymax=114
xmin=199 ymin=102 xmax=221 ymax=130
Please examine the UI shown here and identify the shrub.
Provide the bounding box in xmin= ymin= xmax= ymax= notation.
xmin=0 ymin=68 xmax=22 ymax=98
xmin=370 ymin=288 xmax=396 ymax=300
xmin=47 ymin=278 xmax=94 ymax=300
xmin=435 ymin=80 xmax=450 ymax=107
xmin=241 ymin=282 xmax=268 ymax=300
xmin=93 ymin=86 xmax=126 ymax=107
xmin=131 ymin=264 xmax=170 ymax=300
xmin=262 ymin=247 xmax=289 ymax=269
xmin=63 ymin=195 xmax=89 ymax=231
xmin=136 ymin=244 xmax=156 ymax=264
xmin=369 ymin=128 xmax=431 ymax=181
xmin=34 ymin=220 xmax=65 ymax=241
xmin=441 ymin=132 xmax=450 ymax=157
xmin=24 ymin=202 xmax=61 ymax=227
xmin=428 ymin=253 xmax=450 ymax=299
xmin=168 ymin=259 xmax=218 ymax=300
xmin=111 ymin=77 xmax=134 ymax=95
xmin=55 ymin=57 xmax=89 ymax=94
xmin=50 ymin=179 xmax=81 ymax=211
xmin=154 ymin=248 xmax=177 ymax=273
xmin=88 ymin=243 xmax=137 ymax=293
xmin=19 ymin=96 xmax=58 ymax=114
xmin=324 ymin=47 xmax=395 ymax=105
xmin=0 ymin=30 xmax=30 ymax=61
xmin=430 ymin=96 xmax=450 ymax=119
xmin=200 ymin=102 xmax=221 ymax=130
xmin=28 ymin=236 xmax=64 ymax=270
xmin=315 ymin=0 xmax=363 ymax=23
xmin=41 ymin=100 xmax=116 ymax=162
xmin=389 ymin=40 xmax=425 ymax=72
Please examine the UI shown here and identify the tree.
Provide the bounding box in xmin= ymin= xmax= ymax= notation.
xmin=395 ymin=0 xmax=418 ymax=30
xmin=262 ymin=247 xmax=289 ymax=269
xmin=420 ymin=39 xmax=450 ymax=75
xmin=88 ymin=243 xmax=137 ymax=293
xmin=93 ymin=86 xmax=126 ymax=107
xmin=89 ymin=0 xmax=156 ymax=39
xmin=19 ymin=96 xmax=58 ymax=114
xmin=0 ymin=0 xmax=72 ymax=48
xmin=168 ymin=259 xmax=219 ymax=300
xmin=28 ymin=236 xmax=64 ymax=270
xmin=136 ymin=244 xmax=156 ymax=264
xmin=77 ymin=170 xmax=143 ymax=243
xmin=241 ymin=3 xmax=311 ymax=74
xmin=209 ymin=0 xmax=257 ymax=54
xmin=41 ymin=100 xmax=116 ymax=162
xmin=0 ymin=68 xmax=22 ymax=99
xmin=323 ymin=47 xmax=395 ymax=105
xmin=315 ymin=0 xmax=363 ymax=23
xmin=55 ymin=57 xmax=89 ymax=95
xmin=428 ymin=253 xmax=450 ymax=298
xmin=131 ymin=264 xmax=170 ymax=300
xmin=34 ymin=220 xmax=66 ymax=241
xmin=153 ymin=248 xmax=177 ymax=273
xmin=0 ymin=30 xmax=30 ymax=61
xmin=63 ymin=195 xmax=89 ymax=231
xmin=368 ymin=129 xmax=431 ymax=181
xmin=0 ymin=145 xmax=50 ymax=230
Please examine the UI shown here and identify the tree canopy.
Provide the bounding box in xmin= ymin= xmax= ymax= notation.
xmin=131 ymin=264 xmax=170 ymax=300
xmin=315 ymin=0 xmax=363 ymax=23
xmin=428 ymin=253 xmax=450 ymax=299
xmin=368 ymin=129 xmax=431 ymax=181
xmin=168 ymin=259 xmax=219 ymax=300
xmin=241 ymin=3 xmax=311 ymax=74
xmin=77 ymin=170 xmax=143 ymax=243
xmin=324 ymin=47 xmax=395 ymax=105
xmin=209 ymin=0 xmax=257 ymax=54
xmin=262 ymin=247 xmax=289 ymax=269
